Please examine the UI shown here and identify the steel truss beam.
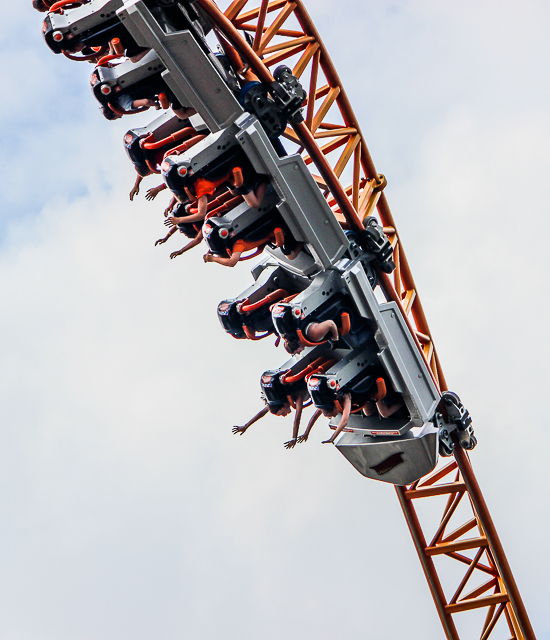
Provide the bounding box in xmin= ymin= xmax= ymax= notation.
xmin=197 ymin=2 xmax=537 ymax=638
xmin=396 ymin=450 xmax=536 ymax=639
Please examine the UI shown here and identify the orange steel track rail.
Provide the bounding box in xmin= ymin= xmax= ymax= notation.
xmin=195 ymin=2 xmax=537 ymax=638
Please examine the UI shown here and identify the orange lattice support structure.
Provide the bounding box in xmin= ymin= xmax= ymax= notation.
xmin=197 ymin=2 xmax=537 ymax=637
xmin=397 ymin=449 xmax=536 ymax=639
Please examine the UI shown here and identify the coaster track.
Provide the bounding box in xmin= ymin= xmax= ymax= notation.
xmin=200 ymin=4 xmax=535 ymax=634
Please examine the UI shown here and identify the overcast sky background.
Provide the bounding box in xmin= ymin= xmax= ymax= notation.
xmin=0 ymin=1 xmax=548 ymax=638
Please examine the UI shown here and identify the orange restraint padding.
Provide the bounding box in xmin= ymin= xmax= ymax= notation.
xmin=163 ymin=133 xmax=207 ymax=159
xmin=63 ymin=44 xmax=107 ymax=62
xmin=111 ymin=37 xmax=124 ymax=55
xmin=231 ymin=166 xmax=244 ymax=188
xmin=48 ymin=0 xmax=85 ymax=13
xmin=185 ymin=191 xmax=240 ymax=218
xmin=192 ymin=165 xmax=244 ymax=200
xmin=339 ymin=312 xmax=351 ymax=336
xmin=370 ymin=377 xmax=387 ymax=402
xmin=335 ymin=398 xmax=366 ymax=417
xmin=273 ymin=227 xmax=285 ymax=247
xmin=204 ymin=195 xmax=244 ymax=220
xmin=158 ymin=92 xmax=170 ymax=110
xmin=236 ymin=227 xmax=284 ymax=263
xmin=332 ymin=392 xmax=367 ymax=420
xmin=96 ymin=38 xmax=125 ymax=66
xmin=96 ymin=53 xmax=121 ymax=66
xmin=296 ymin=328 xmax=328 ymax=348
xmin=306 ymin=359 xmax=336 ymax=381
xmin=281 ymin=357 xmax=333 ymax=385
xmin=239 ymin=289 xmax=289 ymax=314
xmin=237 ymin=245 xmax=267 ymax=261
xmin=268 ymin=293 xmax=299 ymax=313
xmin=195 ymin=174 xmax=233 ymax=200
xmin=333 ymin=379 xmax=388 ymax=420
xmin=230 ymin=236 xmax=269 ymax=254
xmin=142 ymin=127 xmax=196 ymax=150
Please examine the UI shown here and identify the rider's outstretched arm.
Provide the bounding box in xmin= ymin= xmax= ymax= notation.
xmin=232 ymin=406 xmax=269 ymax=435
xmin=322 ymin=393 xmax=352 ymax=444
xmin=298 ymin=409 xmax=322 ymax=443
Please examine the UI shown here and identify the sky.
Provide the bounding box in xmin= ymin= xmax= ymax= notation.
xmin=0 ymin=1 xmax=548 ymax=639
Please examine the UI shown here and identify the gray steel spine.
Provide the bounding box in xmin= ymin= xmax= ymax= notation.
xmin=118 ymin=0 xmax=243 ymax=131
xmin=234 ymin=114 xmax=349 ymax=268
xmin=341 ymin=262 xmax=440 ymax=424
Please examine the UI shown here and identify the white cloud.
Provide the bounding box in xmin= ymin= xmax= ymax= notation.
xmin=0 ymin=1 xmax=547 ymax=638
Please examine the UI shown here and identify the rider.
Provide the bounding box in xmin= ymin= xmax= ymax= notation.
xmin=155 ymin=201 xmax=204 ymax=259
xmin=233 ymin=370 xmax=309 ymax=449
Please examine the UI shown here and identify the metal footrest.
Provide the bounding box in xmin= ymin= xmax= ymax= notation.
xmin=329 ymin=413 xmax=414 ymax=437
xmin=335 ymin=422 xmax=438 ymax=485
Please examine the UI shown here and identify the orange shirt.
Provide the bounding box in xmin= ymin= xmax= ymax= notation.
xmin=231 ymin=236 xmax=272 ymax=255
xmin=194 ymin=173 xmax=231 ymax=199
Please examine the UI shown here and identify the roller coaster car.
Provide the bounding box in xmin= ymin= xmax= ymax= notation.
xmin=202 ymin=189 xmax=298 ymax=259
xmin=171 ymin=202 xmax=200 ymax=237
xmin=163 ymin=113 xmax=349 ymax=272
xmin=217 ymin=263 xmax=309 ymax=340
xmin=233 ymin=113 xmax=349 ymax=271
xmin=307 ymin=347 xmax=388 ymax=414
xmin=297 ymin=263 xmax=451 ymax=484
xmin=271 ymin=267 xmax=376 ymax=353
xmin=42 ymin=0 xmax=210 ymax=56
xmin=90 ymin=49 xmax=169 ymax=113
xmin=260 ymin=368 xmax=309 ymax=415
xmin=161 ymin=123 xmax=250 ymax=197
xmin=123 ymin=111 xmax=197 ymax=175
xmin=260 ymin=342 xmax=346 ymax=411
